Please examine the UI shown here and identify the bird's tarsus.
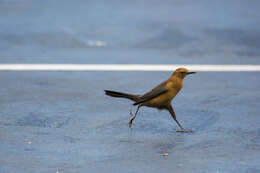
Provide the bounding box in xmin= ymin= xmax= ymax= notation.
xmin=128 ymin=119 xmax=133 ymax=128
xmin=128 ymin=106 xmax=140 ymax=128
xmin=128 ymin=108 xmax=134 ymax=128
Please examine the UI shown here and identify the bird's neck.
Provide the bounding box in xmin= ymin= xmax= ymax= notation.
xmin=169 ymin=76 xmax=183 ymax=89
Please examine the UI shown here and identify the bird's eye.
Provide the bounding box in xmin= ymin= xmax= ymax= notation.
xmin=181 ymin=72 xmax=185 ymax=74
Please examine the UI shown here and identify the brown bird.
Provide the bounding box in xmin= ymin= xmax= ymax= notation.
xmin=104 ymin=68 xmax=196 ymax=132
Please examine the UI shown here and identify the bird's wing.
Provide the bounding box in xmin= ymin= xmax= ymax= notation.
xmin=133 ymin=81 xmax=168 ymax=105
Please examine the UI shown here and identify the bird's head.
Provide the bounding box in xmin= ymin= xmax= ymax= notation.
xmin=172 ymin=68 xmax=196 ymax=79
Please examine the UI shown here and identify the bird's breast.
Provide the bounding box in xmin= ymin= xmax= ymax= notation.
xmin=146 ymin=81 xmax=182 ymax=107
xmin=166 ymin=80 xmax=182 ymax=97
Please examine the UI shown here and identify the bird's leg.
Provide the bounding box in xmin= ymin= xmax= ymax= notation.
xmin=167 ymin=105 xmax=192 ymax=133
xmin=128 ymin=105 xmax=141 ymax=128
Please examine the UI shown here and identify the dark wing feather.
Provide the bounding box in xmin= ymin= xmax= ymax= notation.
xmin=133 ymin=81 xmax=168 ymax=105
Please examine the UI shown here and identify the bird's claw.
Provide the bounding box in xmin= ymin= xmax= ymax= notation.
xmin=176 ymin=129 xmax=193 ymax=133
xmin=128 ymin=121 xmax=133 ymax=128
xmin=128 ymin=109 xmax=134 ymax=128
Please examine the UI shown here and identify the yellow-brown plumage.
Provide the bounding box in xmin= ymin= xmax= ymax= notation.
xmin=105 ymin=68 xmax=196 ymax=132
xmin=146 ymin=78 xmax=182 ymax=108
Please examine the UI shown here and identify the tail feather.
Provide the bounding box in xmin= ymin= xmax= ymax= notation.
xmin=104 ymin=90 xmax=140 ymax=102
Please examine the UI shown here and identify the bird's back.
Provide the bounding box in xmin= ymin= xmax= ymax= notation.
xmin=142 ymin=78 xmax=183 ymax=108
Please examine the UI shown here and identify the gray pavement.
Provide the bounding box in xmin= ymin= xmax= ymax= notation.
xmin=0 ymin=0 xmax=260 ymax=173
xmin=1 ymin=71 xmax=260 ymax=173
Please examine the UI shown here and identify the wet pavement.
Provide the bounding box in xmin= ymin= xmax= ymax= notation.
xmin=0 ymin=0 xmax=260 ymax=173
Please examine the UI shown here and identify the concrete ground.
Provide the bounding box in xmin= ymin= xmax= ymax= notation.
xmin=0 ymin=0 xmax=260 ymax=173
xmin=1 ymin=71 xmax=260 ymax=173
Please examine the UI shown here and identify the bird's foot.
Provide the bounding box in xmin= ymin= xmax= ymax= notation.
xmin=128 ymin=120 xmax=133 ymax=128
xmin=176 ymin=129 xmax=193 ymax=133
xmin=128 ymin=109 xmax=135 ymax=128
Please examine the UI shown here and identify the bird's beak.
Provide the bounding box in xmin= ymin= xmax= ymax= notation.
xmin=186 ymin=72 xmax=196 ymax=75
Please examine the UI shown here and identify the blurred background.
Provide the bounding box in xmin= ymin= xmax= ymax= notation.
xmin=1 ymin=0 xmax=260 ymax=64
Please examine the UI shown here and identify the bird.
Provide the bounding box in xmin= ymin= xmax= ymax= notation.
xmin=104 ymin=68 xmax=196 ymax=132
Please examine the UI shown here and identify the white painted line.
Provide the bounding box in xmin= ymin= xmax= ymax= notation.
xmin=0 ymin=64 xmax=260 ymax=71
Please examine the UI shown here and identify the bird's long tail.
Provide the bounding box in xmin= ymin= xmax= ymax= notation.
xmin=104 ymin=90 xmax=140 ymax=102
